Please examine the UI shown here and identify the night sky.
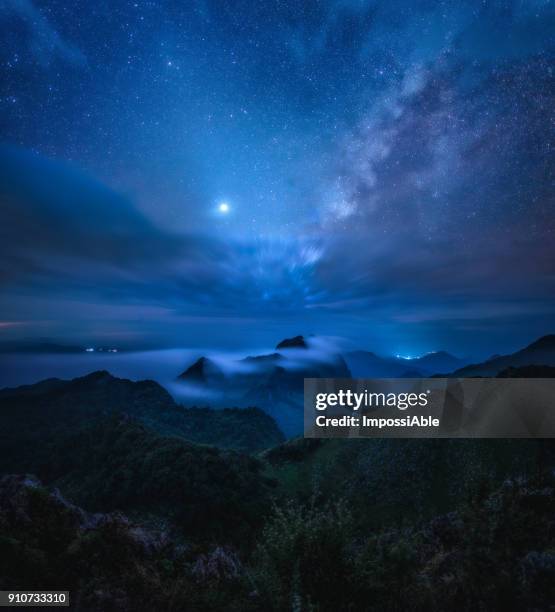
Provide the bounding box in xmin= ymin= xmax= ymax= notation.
xmin=0 ymin=0 xmax=554 ymax=357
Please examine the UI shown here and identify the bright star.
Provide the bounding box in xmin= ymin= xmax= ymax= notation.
xmin=218 ymin=202 xmax=230 ymax=214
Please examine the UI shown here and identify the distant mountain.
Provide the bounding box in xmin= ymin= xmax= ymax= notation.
xmin=452 ymin=335 xmax=555 ymax=377
xmin=177 ymin=356 xmax=225 ymax=384
xmin=344 ymin=351 xmax=420 ymax=377
xmin=175 ymin=336 xmax=351 ymax=436
xmin=409 ymin=350 xmax=463 ymax=373
xmin=344 ymin=349 xmax=463 ymax=377
xmin=0 ymin=371 xmax=284 ymax=453
xmin=276 ymin=335 xmax=308 ymax=349
xmin=243 ymin=352 xmax=351 ymax=436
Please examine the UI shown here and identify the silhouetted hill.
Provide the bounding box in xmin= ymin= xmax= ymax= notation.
xmin=174 ymin=336 xmax=352 ymax=436
xmin=526 ymin=335 xmax=555 ymax=351
xmin=410 ymin=350 xmax=463 ymax=372
xmin=1 ymin=367 xmax=554 ymax=610
xmin=0 ymin=375 xmax=277 ymax=543
xmin=345 ymin=350 xmax=418 ymax=377
xmin=0 ymin=371 xmax=284 ymax=453
xmin=453 ymin=335 xmax=555 ymax=376
xmin=0 ymin=374 xmax=278 ymax=547
xmin=497 ymin=365 xmax=555 ymax=377
xmin=345 ymin=349 xmax=464 ymax=377
xmin=176 ymin=356 xmax=225 ymax=384
xmin=33 ymin=417 xmax=271 ymax=544
xmin=276 ymin=335 xmax=307 ymax=349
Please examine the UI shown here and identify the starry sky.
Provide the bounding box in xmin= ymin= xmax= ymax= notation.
xmin=0 ymin=0 xmax=554 ymax=357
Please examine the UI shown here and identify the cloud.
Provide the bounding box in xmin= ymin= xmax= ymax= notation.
xmin=0 ymin=147 xmax=182 ymax=278
xmin=0 ymin=147 xmax=326 ymax=321
xmin=0 ymin=0 xmax=85 ymax=66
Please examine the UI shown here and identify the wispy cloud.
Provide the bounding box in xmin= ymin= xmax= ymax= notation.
xmin=0 ymin=0 xmax=85 ymax=66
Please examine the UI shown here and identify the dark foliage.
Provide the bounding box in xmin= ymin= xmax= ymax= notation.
xmin=2 ymin=416 xmax=273 ymax=547
xmin=0 ymin=475 xmax=256 ymax=611
xmin=0 ymin=370 xmax=284 ymax=455
xmin=1 ymin=368 xmax=554 ymax=609
xmin=2 ymin=471 xmax=554 ymax=611
xmin=251 ymin=471 xmax=555 ymax=611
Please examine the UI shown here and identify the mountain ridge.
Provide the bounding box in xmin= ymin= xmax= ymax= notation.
xmin=0 ymin=370 xmax=284 ymax=453
xmin=175 ymin=336 xmax=351 ymax=436
xmin=452 ymin=334 xmax=555 ymax=377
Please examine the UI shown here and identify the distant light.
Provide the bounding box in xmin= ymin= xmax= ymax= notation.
xmin=395 ymin=354 xmax=413 ymax=360
xmin=85 ymin=348 xmax=94 ymax=352
xmin=218 ymin=202 xmax=230 ymax=214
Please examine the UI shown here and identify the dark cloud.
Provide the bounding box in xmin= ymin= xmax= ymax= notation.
xmin=0 ymin=148 xmax=324 ymax=319
xmin=0 ymin=147 xmax=182 ymax=280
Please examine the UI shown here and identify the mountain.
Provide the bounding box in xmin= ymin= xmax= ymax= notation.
xmin=276 ymin=335 xmax=308 ymax=349
xmin=409 ymin=350 xmax=463 ymax=372
xmin=243 ymin=351 xmax=351 ymax=436
xmin=0 ymin=373 xmax=277 ymax=546
xmin=452 ymin=334 xmax=555 ymax=377
xmin=26 ymin=417 xmax=272 ymax=544
xmin=0 ymin=410 xmax=272 ymax=549
xmin=0 ymin=371 xmax=284 ymax=453
xmin=0 ymin=374 xmax=278 ymax=543
xmin=344 ymin=350 xmax=420 ymax=377
xmin=177 ymin=355 xmax=225 ymax=384
xmin=174 ymin=336 xmax=352 ymax=436
xmin=344 ymin=349 xmax=464 ymax=377
xmin=241 ymin=352 xmax=350 ymax=402
xmin=1 ymin=366 xmax=553 ymax=610
xmin=240 ymin=347 xmax=351 ymax=436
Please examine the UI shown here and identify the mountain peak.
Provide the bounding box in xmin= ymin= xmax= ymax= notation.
xmin=79 ymin=370 xmax=114 ymax=381
xmin=276 ymin=335 xmax=307 ymax=350
xmin=177 ymin=356 xmax=224 ymax=383
xmin=177 ymin=357 xmax=209 ymax=382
